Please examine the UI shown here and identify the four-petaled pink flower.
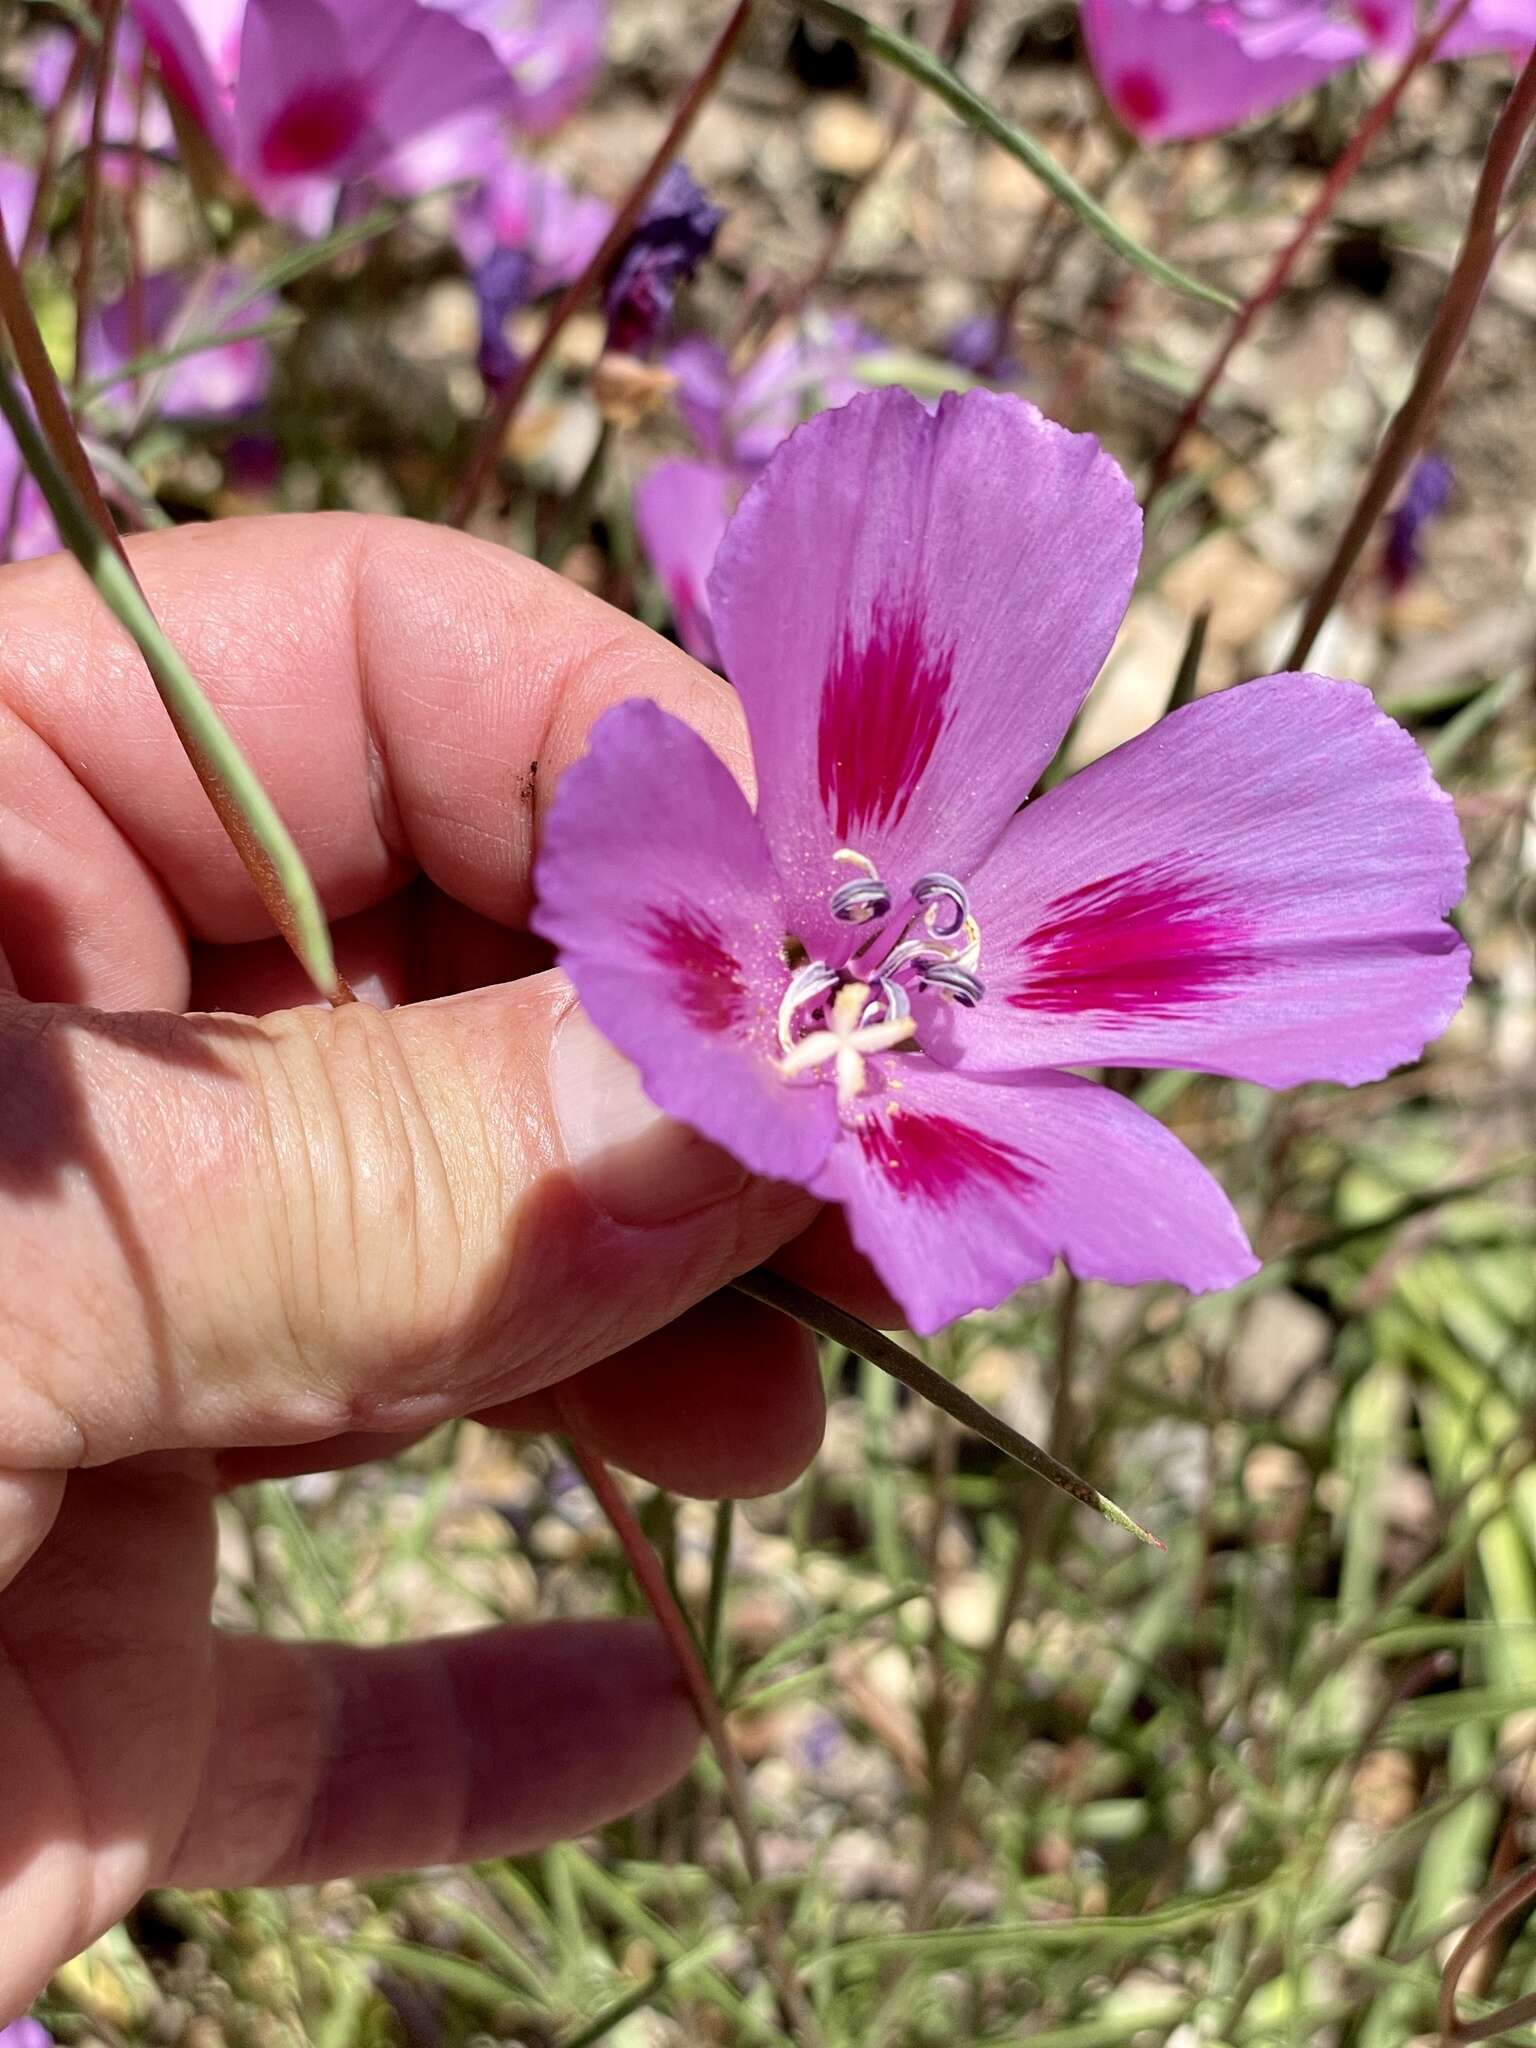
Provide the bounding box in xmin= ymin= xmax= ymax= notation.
xmin=535 ymin=391 xmax=1469 ymax=1333
xmin=128 ymin=0 xmax=512 ymax=221
xmin=1082 ymin=0 xmax=1534 ymax=143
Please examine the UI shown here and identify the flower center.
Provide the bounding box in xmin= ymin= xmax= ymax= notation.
xmin=775 ymin=851 xmax=986 ymax=1106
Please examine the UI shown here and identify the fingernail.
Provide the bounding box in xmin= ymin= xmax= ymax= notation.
xmin=550 ymin=1006 xmax=748 ymax=1227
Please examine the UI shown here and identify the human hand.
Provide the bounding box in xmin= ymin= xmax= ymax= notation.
xmin=0 ymin=513 xmax=884 ymax=2015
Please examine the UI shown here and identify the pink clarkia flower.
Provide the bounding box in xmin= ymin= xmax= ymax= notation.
xmin=635 ymin=316 xmax=881 ymax=664
xmin=0 ymin=423 xmax=61 ymax=563
xmin=429 ymin=0 xmax=605 ymax=134
xmin=86 ymin=267 xmax=277 ymax=422
xmin=1082 ymin=0 xmax=1533 ymax=142
xmin=535 ymin=390 xmax=1469 ymax=1333
xmin=128 ymin=0 xmax=512 ymax=218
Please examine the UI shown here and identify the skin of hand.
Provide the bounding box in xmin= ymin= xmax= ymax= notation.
xmin=0 ymin=512 xmax=898 ymax=2017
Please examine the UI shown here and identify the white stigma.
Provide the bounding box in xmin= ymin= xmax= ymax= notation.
xmin=778 ymin=980 xmax=915 ymax=1106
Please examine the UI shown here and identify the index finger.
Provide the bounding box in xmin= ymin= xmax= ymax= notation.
xmin=0 ymin=513 xmax=750 ymax=1005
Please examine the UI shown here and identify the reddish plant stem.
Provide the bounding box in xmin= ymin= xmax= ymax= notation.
xmin=557 ymin=1413 xmax=823 ymax=2046
xmin=73 ymin=0 xmax=125 ymax=392
xmin=1148 ymin=0 xmax=1476 ymax=501
xmin=22 ymin=34 xmax=93 ymax=266
xmin=1439 ymin=1860 xmax=1536 ymax=2042
xmin=127 ymin=64 xmax=150 ymax=400
xmin=1286 ymin=48 xmax=1536 ymax=670
xmin=447 ymin=0 xmax=754 ymax=530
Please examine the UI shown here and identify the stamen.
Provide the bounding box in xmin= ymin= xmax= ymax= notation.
xmin=913 ymin=872 xmax=970 ymax=939
xmin=920 ymin=961 xmax=985 ymax=1007
xmin=831 ymin=877 xmax=893 ymax=923
xmin=776 ymin=959 xmax=839 ymax=1052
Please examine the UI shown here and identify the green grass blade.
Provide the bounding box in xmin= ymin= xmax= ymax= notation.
xmin=76 ymin=312 xmax=303 ymax=413
xmin=800 ymin=0 xmax=1237 ymax=311
xmin=0 ymin=355 xmax=338 ymax=994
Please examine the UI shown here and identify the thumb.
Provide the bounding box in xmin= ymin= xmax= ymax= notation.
xmin=0 ymin=975 xmax=816 ymax=1469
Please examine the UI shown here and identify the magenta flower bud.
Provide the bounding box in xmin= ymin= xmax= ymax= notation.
xmin=1382 ymin=452 xmax=1454 ymax=593
xmin=602 ymin=164 xmax=722 ymax=359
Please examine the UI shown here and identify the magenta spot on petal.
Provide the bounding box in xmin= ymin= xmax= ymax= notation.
xmin=856 ymin=1112 xmax=1038 ymax=1204
xmin=817 ymin=599 xmax=954 ymax=842
xmin=1010 ymin=860 xmax=1254 ymax=1021
xmin=1355 ymin=0 xmax=1392 ymax=38
xmin=1113 ymin=67 xmax=1169 ymax=128
xmin=643 ymin=905 xmax=748 ymax=1032
xmin=259 ymin=83 xmax=370 ymax=176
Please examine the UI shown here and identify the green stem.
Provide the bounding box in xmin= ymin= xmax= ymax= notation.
xmin=799 ymin=0 xmax=1235 ymax=311
xmin=0 ymin=355 xmax=338 ymax=995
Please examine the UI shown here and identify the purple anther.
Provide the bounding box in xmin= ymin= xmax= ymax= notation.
xmin=913 ymin=872 xmax=970 ymax=938
xmin=831 ymin=876 xmax=894 ymax=923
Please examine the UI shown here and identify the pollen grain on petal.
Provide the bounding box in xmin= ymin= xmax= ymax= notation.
xmin=641 ymin=905 xmax=750 ymax=1033
xmin=1010 ymin=860 xmax=1255 ymax=1022
xmin=853 ymin=1110 xmax=1039 ymax=1204
xmin=817 ymin=597 xmax=955 ymax=842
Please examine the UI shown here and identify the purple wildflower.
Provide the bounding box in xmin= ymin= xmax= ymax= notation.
xmin=128 ymin=0 xmax=512 ymax=221
xmin=603 ymin=164 xmax=723 ymax=359
xmin=431 ymin=0 xmax=606 ymax=133
xmin=458 ymin=158 xmax=612 ymax=388
xmin=944 ymin=311 xmax=1021 ymax=385
xmin=85 ymin=267 xmax=277 ymax=422
xmin=0 ymin=160 xmax=38 ymax=252
xmin=1082 ymin=0 xmax=1535 ymax=143
xmin=534 ymin=391 xmax=1469 ymax=1334
xmin=0 ymin=2019 xmax=52 ymax=2048
xmin=1382 ymin=452 xmax=1454 ymax=593
xmin=635 ymin=317 xmax=881 ymax=663
xmin=0 ymin=421 xmax=61 ymax=564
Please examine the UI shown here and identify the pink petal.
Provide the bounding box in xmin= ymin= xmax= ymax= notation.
xmin=709 ymin=388 xmax=1140 ymax=957
xmin=130 ymin=0 xmax=239 ymax=160
xmin=812 ymin=1060 xmax=1256 ymax=1333
xmin=935 ymin=675 xmax=1469 ymax=1088
xmin=532 ymin=700 xmax=840 ymax=1186
xmin=1434 ymin=0 xmax=1536 ymax=56
xmin=235 ymin=0 xmax=509 ymax=185
xmin=633 ymin=461 xmax=737 ymax=668
xmin=1080 ymin=0 xmax=1353 ymax=140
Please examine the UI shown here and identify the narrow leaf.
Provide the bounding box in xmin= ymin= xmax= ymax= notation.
xmin=0 ymin=356 xmax=338 ymax=995
xmin=800 ymin=0 xmax=1237 ymax=311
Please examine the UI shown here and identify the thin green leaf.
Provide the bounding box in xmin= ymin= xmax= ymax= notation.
xmin=799 ymin=0 xmax=1237 ymax=311
xmin=0 ymin=355 xmax=338 ymax=994
xmin=76 ymin=312 xmax=303 ymax=413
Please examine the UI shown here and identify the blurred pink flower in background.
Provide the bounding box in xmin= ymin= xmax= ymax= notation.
xmin=434 ymin=0 xmax=606 ymax=134
xmin=128 ymin=0 xmax=514 ymax=218
xmin=635 ymin=315 xmax=882 ymax=664
xmin=85 ymin=266 xmax=278 ymax=421
xmin=463 ymin=159 xmax=612 ymax=387
xmin=1081 ymin=0 xmax=1535 ymax=141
